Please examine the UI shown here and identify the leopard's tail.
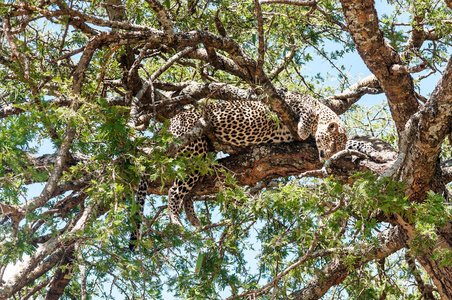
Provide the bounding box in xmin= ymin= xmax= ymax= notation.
xmin=129 ymin=178 xmax=147 ymax=251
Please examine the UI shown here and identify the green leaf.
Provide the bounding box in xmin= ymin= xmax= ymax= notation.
xmin=195 ymin=253 xmax=204 ymax=273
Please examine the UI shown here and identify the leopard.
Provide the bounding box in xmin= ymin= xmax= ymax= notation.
xmin=131 ymin=92 xmax=347 ymax=244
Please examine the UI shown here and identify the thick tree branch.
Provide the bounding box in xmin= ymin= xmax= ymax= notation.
xmin=401 ymin=15 xmax=427 ymax=63
xmin=144 ymin=135 xmax=395 ymax=197
xmin=405 ymin=251 xmax=437 ymax=300
xmin=399 ymin=54 xmax=452 ymax=201
xmin=186 ymin=48 xmax=248 ymax=80
xmin=340 ymin=0 xmax=419 ymax=136
xmin=45 ymin=245 xmax=76 ymax=300
xmin=445 ymin=0 xmax=452 ymax=11
xmin=325 ymin=75 xmax=383 ymax=114
xmin=0 ymin=104 xmax=24 ymax=118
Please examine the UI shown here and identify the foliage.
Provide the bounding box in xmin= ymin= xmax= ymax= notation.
xmin=1 ymin=0 xmax=452 ymax=299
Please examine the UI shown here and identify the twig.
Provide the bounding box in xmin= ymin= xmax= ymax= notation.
xmin=150 ymin=46 xmax=197 ymax=81
xmin=93 ymin=45 xmax=119 ymax=98
xmin=2 ymin=14 xmax=31 ymax=79
xmin=269 ymin=46 xmax=296 ymax=80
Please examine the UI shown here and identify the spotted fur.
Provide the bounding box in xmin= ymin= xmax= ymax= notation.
xmin=135 ymin=92 xmax=347 ymax=232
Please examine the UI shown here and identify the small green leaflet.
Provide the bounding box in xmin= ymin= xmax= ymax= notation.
xmin=252 ymin=33 xmax=257 ymax=45
xmin=195 ymin=253 xmax=204 ymax=273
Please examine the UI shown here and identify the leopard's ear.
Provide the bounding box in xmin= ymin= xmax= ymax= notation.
xmin=327 ymin=122 xmax=339 ymax=133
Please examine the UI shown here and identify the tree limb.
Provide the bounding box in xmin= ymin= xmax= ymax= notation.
xmin=290 ymin=226 xmax=405 ymax=300
xmin=0 ymin=203 xmax=95 ymax=299
xmin=45 ymin=245 xmax=76 ymax=300
xmin=340 ymin=0 xmax=419 ymax=137
xmin=254 ymin=0 xmax=266 ymax=80
xmin=144 ymin=0 xmax=175 ymax=43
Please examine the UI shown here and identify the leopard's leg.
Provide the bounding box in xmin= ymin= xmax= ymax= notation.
xmin=129 ymin=178 xmax=148 ymax=251
xmin=183 ymin=172 xmax=202 ymax=227
xmin=183 ymin=198 xmax=201 ymax=227
xmin=168 ymin=137 xmax=207 ymax=227
xmin=168 ymin=178 xmax=189 ymax=227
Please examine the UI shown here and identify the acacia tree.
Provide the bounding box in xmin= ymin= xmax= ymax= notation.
xmin=1 ymin=0 xmax=452 ymax=299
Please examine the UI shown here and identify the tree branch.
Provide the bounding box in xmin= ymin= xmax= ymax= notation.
xmin=0 ymin=203 xmax=96 ymax=299
xmin=150 ymin=47 xmax=197 ymax=81
xmin=269 ymin=46 xmax=296 ymax=80
xmin=340 ymin=0 xmax=419 ymax=137
xmin=254 ymin=0 xmax=266 ymax=79
xmin=259 ymin=0 xmax=317 ymax=6
xmin=405 ymin=251 xmax=438 ymax=300
xmin=45 ymin=245 xmax=76 ymax=300
xmin=291 ymin=226 xmax=405 ymax=300
xmin=144 ymin=135 xmax=393 ymax=197
xmin=227 ymin=229 xmax=320 ymax=299
xmin=399 ymin=53 xmax=452 ymax=201
xmin=144 ymin=0 xmax=175 ymax=43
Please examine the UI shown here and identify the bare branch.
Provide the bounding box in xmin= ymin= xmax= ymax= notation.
xmin=326 ymin=75 xmax=383 ymax=114
xmin=45 ymin=245 xmax=76 ymax=300
xmin=151 ymin=47 xmax=197 ymax=81
xmin=0 ymin=104 xmax=24 ymax=118
xmin=269 ymin=47 xmax=296 ymax=80
xmin=214 ymin=10 xmax=227 ymax=37
xmin=298 ymin=149 xmax=368 ymax=179
xmin=405 ymin=251 xmax=438 ymax=300
xmin=227 ymin=230 xmax=320 ymax=299
xmin=21 ymin=278 xmax=51 ymax=300
xmin=186 ymin=48 xmax=247 ymax=79
xmin=390 ymin=61 xmax=428 ymax=74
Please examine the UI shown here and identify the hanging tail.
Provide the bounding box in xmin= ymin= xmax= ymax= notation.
xmin=129 ymin=178 xmax=147 ymax=251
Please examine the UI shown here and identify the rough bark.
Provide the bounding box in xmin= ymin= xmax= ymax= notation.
xmin=45 ymin=245 xmax=75 ymax=300
xmin=0 ymin=203 xmax=94 ymax=299
xmin=340 ymin=0 xmax=452 ymax=298
xmin=340 ymin=0 xmax=419 ymax=136
xmin=145 ymin=135 xmax=399 ymax=197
